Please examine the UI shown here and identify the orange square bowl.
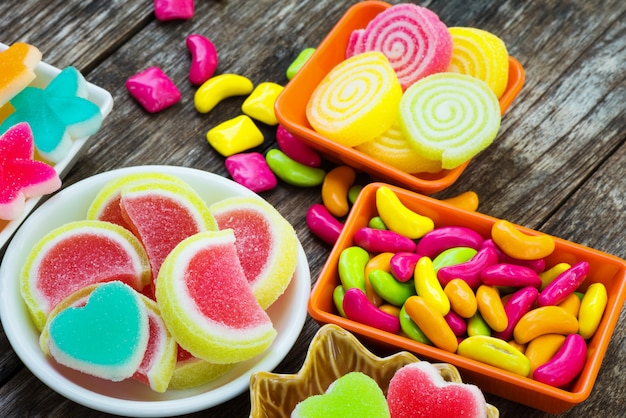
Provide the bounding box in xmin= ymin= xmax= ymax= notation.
xmin=275 ymin=1 xmax=525 ymax=195
xmin=307 ymin=182 xmax=626 ymax=413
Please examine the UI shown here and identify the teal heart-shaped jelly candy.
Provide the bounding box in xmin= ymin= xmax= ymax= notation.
xmin=292 ymin=372 xmax=390 ymax=418
xmin=47 ymin=281 xmax=149 ymax=381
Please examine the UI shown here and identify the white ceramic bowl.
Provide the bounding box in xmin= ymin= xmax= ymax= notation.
xmin=0 ymin=165 xmax=311 ymax=417
xmin=0 ymin=42 xmax=114 ymax=250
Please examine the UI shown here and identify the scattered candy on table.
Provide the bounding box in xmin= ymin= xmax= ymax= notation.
xmin=241 ymin=82 xmax=283 ymax=125
xmin=265 ymin=149 xmax=325 ymax=187
xmin=186 ymin=34 xmax=218 ymax=85
xmin=286 ymin=47 xmax=315 ymax=80
xmin=126 ymin=66 xmax=181 ymax=113
xmin=275 ymin=124 xmax=322 ymax=167
xmin=153 ymin=0 xmax=194 ymax=21
xmin=206 ymin=114 xmax=264 ymax=157
xmin=194 ymin=73 xmax=253 ymax=114
xmin=224 ymin=152 xmax=277 ymax=193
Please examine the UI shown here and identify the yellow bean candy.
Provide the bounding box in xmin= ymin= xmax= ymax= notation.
xmin=578 ymin=283 xmax=608 ymax=340
xmin=414 ymin=256 xmax=449 ymax=316
xmin=458 ymin=335 xmax=530 ymax=377
xmin=306 ymin=51 xmax=402 ymax=147
xmin=539 ymin=262 xmax=571 ymax=290
xmin=194 ymin=74 xmax=254 ymax=113
xmin=375 ymin=186 xmax=434 ymax=239
xmin=206 ymin=115 xmax=263 ymax=157
xmin=241 ymin=82 xmax=284 ymax=125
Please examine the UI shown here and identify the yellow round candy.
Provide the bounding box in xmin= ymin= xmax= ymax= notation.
xmin=306 ymin=51 xmax=402 ymax=147
xmin=448 ymin=27 xmax=509 ymax=99
xmin=355 ymin=119 xmax=442 ymax=174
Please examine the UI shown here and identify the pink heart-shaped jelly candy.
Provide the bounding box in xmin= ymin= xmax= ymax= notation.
xmin=387 ymin=362 xmax=487 ymax=418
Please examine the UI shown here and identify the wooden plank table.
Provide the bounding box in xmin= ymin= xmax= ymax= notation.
xmin=1 ymin=0 xmax=625 ymax=416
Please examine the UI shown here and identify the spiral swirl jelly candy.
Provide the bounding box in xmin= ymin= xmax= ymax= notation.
xmin=355 ymin=120 xmax=442 ymax=174
xmin=448 ymin=27 xmax=509 ymax=99
xmin=346 ymin=3 xmax=453 ymax=91
xmin=399 ymin=72 xmax=500 ymax=170
xmin=306 ymin=51 xmax=402 ymax=147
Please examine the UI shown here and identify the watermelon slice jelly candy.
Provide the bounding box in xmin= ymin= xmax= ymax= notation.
xmin=209 ymin=196 xmax=299 ymax=309
xmin=39 ymin=281 xmax=150 ymax=382
xmin=0 ymin=122 xmax=61 ymax=220
xmin=86 ymin=171 xmax=193 ymax=230
xmin=120 ymin=180 xmax=217 ymax=292
xmin=168 ymin=346 xmax=234 ymax=390
xmin=21 ymin=220 xmax=151 ymax=331
xmin=386 ymin=361 xmax=488 ymax=418
xmin=156 ymin=229 xmax=277 ymax=364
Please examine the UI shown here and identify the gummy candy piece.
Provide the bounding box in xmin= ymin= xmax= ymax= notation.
xmin=126 ymin=67 xmax=181 ymax=113
xmin=186 ymin=34 xmax=218 ymax=85
xmin=0 ymin=122 xmax=61 ymax=220
xmin=291 ymin=372 xmax=390 ymax=418
xmin=448 ymin=27 xmax=509 ymax=99
xmin=399 ymin=72 xmax=501 ymax=170
xmin=194 ymin=74 xmax=253 ymax=114
xmin=154 ymin=0 xmax=194 ymax=21
xmin=0 ymin=66 xmax=103 ymax=163
xmin=241 ymin=82 xmax=284 ymax=126
xmin=306 ymin=51 xmax=402 ymax=147
xmin=355 ymin=120 xmax=442 ymax=174
xmin=346 ymin=4 xmax=452 ymax=90
xmin=0 ymin=42 xmax=42 ymax=107
xmin=206 ymin=115 xmax=264 ymax=157
xmin=225 ymin=152 xmax=277 ymax=193
xmin=275 ymin=124 xmax=322 ymax=167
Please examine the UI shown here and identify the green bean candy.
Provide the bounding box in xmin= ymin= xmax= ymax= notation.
xmin=368 ymin=216 xmax=388 ymax=230
xmin=286 ymin=47 xmax=315 ymax=80
xmin=266 ymin=149 xmax=325 ymax=187
xmin=399 ymin=304 xmax=432 ymax=345
xmin=369 ymin=269 xmax=416 ymax=306
xmin=338 ymin=246 xmax=369 ymax=292
xmin=432 ymin=246 xmax=477 ymax=272
xmin=333 ymin=285 xmax=347 ymax=317
xmin=467 ymin=311 xmax=491 ymax=337
xmin=348 ymin=184 xmax=363 ymax=204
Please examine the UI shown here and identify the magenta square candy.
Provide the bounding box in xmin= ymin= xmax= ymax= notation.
xmin=154 ymin=0 xmax=194 ymax=21
xmin=225 ymin=152 xmax=277 ymax=193
xmin=125 ymin=67 xmax=181 ymax=113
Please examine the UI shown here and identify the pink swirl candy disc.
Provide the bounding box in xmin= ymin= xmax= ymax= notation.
xmin=346 ymin=3 xmax=453 ymax=90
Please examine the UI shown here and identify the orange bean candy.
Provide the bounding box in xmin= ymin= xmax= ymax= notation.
xmin=321 ymin=165 xmax=356 ymax=217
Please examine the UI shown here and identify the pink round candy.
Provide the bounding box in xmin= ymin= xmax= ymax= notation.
xmin=125 ymin=67 xmax=181 ymax=113
xmin=154 ymin=0 xmax=194 ymax=21
xmin=275 ymin=125 xmax=322 ymax=167
xmin=224 ymin=152 xmax=277 ymax=193
xmin=186 ymin=34 xmax=218 ymax=85
xmin=343 ymin=287 xmax=400 ymax=334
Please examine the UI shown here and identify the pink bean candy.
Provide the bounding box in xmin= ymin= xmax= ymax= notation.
xmin=538 ymin=261 xmax=589 ymax=307
xmin=306 ymin=203 xmax=343 ymax=245
xmin=186 ymin=34 xmax=218 ymax=85
xmin=154 ymin=0 xmax=194 ymax=21
xmin=437 ymin=246 xmax=498 ymax=289
xmin=225 ymin=152 xmax=277 ymax=193
xmin=343 ymin=287 xmax=400 ymax=334
xmin=482 ymin=239 xmax=546 ymax=273
xmin=353 ymin=227 xmax=417 ymax=253
xmin=533 ymin=333 xmax=587 ymax=387
xmin=275 ymin=125 xmax=322 ymax=167
xmin=444 ymin=309 xmax=467 ymax=337
xmin=390 ymin=252 xmax=421 ymax=282
xmin=493 ymin=286 xmax=538 ymax=341
xmin=416 ymin=226 xmax=484 ymax=258
xmin=480 ymin=263 xmax=542 ymax=288
xmin=126 ymin=67 xmax=181 ymax=113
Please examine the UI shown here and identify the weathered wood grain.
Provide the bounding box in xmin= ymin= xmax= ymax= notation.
xmin=1 ymin=0 xmax=625 ymax=416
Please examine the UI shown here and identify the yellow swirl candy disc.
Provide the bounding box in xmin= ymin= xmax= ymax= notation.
xmin=355 ymin=120 xmax=442 ymax=174
xmin=399 ymin=72 xmax=501 ymax=170
xmin=306 ymin=51 xmax=402 ymax=147
xmin=448 ymin=27 xmax=509 ymax=99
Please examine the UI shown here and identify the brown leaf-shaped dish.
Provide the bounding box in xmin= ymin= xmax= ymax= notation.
xmin=249 ymin=324 xmax=499 ymax=417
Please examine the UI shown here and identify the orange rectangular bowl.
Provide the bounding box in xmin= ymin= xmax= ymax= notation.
xmin=308 ymin=182 xmax=626 ymax=413
xmin=275 ymin=1 xmax=525 ymax=195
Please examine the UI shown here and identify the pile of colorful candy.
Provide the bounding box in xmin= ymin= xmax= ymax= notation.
xmin=331 ymin=185 xmax=607 ymax=388
xmin=0 ymin=42 xmax=104 ymax=221
xmin=20 ymin=172 xmax=298 ymax=392
xmin=306 ymin=3 xmax=509 ymax=172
